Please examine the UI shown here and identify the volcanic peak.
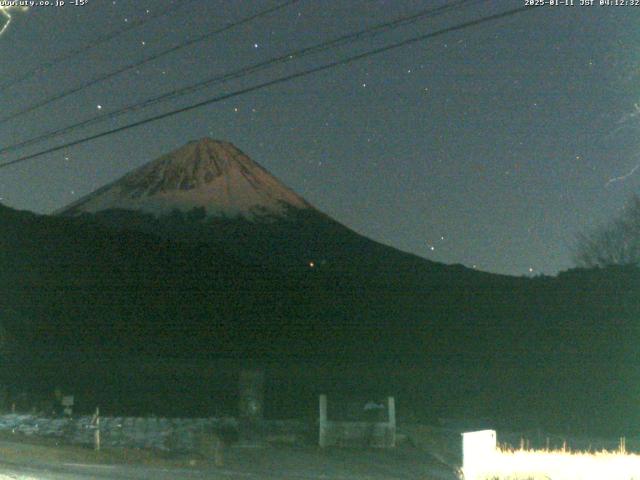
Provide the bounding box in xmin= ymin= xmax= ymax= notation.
xmin=58 ymin=138 xmax=312 ymax=219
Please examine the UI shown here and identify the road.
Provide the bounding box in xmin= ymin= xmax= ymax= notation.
xmin=0 ymin=442 xmax=459 ymax=479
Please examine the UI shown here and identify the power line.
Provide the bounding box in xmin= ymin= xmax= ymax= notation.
xmin=0 ymin=0 xmax=484 ymax=156
xmin=0 ymin=4 xmax=540 ymax=171
xmin=0 ymin=0 xmax=199 ymax=91
xmin=0 ymin=0 xmax=300 ymax=125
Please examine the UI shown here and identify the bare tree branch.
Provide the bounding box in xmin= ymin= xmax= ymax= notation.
xmin=573 ymin=194 xmax=640 ymax=268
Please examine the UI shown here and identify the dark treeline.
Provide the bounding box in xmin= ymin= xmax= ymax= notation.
xmin=0 ymin=204 xmax=638 ymax=434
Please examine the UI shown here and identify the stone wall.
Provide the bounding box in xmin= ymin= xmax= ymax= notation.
xmin=0 ymin=414 xmax=239 ymax=451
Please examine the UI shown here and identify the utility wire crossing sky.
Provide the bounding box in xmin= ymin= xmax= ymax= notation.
xmin=1 ymin=0 xmax=639 ymax=276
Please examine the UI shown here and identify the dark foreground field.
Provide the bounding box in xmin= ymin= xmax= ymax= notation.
xmin=0 ymin=432 xmax=459 ymax=480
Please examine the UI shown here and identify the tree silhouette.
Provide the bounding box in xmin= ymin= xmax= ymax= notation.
xmin=573 ymin=194 xmax=640 ymax=268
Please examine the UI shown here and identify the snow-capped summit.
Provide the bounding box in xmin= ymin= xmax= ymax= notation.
xmin=57 ymin=139 xmax=313 ymax=219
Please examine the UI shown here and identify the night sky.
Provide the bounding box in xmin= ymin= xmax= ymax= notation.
xmin=1 ymin=0 xmax=639 ymax=276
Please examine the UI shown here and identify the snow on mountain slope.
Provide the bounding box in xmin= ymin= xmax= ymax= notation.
xmin=57 ymin=139 xmax=313 ymax=220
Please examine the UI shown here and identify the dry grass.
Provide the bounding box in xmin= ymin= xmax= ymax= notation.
xmin=462 ymin=446 xmax=640 ymax=480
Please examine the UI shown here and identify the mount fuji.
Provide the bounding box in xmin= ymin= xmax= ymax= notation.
xmin=55 ymin=137 xmax=456 ymax=270
xmin=34 ymin=136 xmax=500 ymax=357
xmin=57 ymin=138 xmax=312 ymax=220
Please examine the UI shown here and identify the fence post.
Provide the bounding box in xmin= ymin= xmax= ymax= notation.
xmin=319 ymin=394 xmax=327 ymax=448
xmin=93 ymin=407 xmax=100 ymax=451
xmin=238 ymin=369 xmax=264 ymax=445
xmin=387 ymin=396 xmax=396 ymax=448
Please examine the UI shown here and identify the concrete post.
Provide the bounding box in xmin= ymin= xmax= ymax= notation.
xmin=319 ymin=394 xmax=327 ymax=447
xmin=387 ymin=396 xmax=396 ymax=447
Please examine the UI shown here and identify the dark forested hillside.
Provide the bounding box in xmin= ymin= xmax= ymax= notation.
xmin=1 ymin=203 xmax=638 ymax=433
